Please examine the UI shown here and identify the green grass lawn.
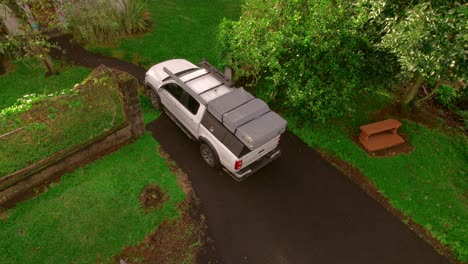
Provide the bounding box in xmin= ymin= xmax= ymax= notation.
xmin=0 ymin=61 xmax=91 ymax=109
xmin=0 ymin=1 xmax=242 ymax=262
xmin=3 ymin=0 xmax=465 ymax=262
xmin=0 ymin=133 xmax=184 ymax=263
xmin=140 ymin=95 xmax=161 ymax=125
xmin=288 ymin=92 xmax=468 ymax=261
xmin=93 ymin=0 xmax=243 ymax=67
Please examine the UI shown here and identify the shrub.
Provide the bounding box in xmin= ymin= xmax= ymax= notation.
xmin=219 ymin=0 xmax=372 ymax=122
xmin=435 ymin=85 xmax=459 ymax=108
xmin=64 ymin=0 xmax=151 ymax=46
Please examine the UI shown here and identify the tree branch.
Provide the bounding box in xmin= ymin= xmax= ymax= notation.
xmin=415 ymin=80 xmax=442 ymax=105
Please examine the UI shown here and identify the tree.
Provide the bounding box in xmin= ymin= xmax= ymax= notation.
xmin=356 ymin=1 xmax=467 ymax=111
xmin=0 ymin=0 xmax=57 ymax=75
xmin=219 ymin=0 xmax=370 ymax=122
xmin=0 ymin=0 xmax=150 ymax=74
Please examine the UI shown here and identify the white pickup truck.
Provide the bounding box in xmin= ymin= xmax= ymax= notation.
xmin=145 ymin=59 xmax=287 ymax=181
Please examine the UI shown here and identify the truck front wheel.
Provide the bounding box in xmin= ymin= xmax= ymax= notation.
xmin=200 ymin=143 xmax=219 ymax=168
xmin=149 ymin=89 xmax=161 ymax=110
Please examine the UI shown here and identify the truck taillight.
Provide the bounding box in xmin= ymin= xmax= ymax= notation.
xmin=277 ymin=136 xmax=281 ymax=145
xmin=235 ymin=160 xmax=243 ymax=170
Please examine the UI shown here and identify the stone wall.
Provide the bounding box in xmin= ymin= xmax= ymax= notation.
xmin=0 ymin=66 xmax=144 ymax=207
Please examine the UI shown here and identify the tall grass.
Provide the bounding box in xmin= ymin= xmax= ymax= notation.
xmin=65 ymin=0 xmax=151 ymax=46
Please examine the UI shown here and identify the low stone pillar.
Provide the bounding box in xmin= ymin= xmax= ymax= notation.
xmin=117 ymin=74 xmax=145 ymax=139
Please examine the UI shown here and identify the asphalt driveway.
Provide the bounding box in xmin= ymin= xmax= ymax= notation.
xmin=147 ymin=115 xmax=449 ymax=264
xmin=50 ymin=35 xmax=449 ymax=264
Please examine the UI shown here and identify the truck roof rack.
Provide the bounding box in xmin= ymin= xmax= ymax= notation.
xmin=199 ymin=59 xmax=234 ymax=87
xmin=163 ymin=67 xmax=207 ymax=105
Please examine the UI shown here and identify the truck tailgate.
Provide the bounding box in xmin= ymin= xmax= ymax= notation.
xmin=240 ymin=135 xmax=280 ymax=168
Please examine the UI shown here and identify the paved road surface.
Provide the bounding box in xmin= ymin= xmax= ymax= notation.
xmin=147 ymin=115 xmax=448 ymax=264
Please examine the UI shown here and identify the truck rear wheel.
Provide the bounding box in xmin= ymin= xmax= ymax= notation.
xmin=200 ymin=143 xmax=219 ymax=168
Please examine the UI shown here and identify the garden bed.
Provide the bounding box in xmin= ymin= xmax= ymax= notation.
xmin=0 ymin=67 xmax=126 ymax=177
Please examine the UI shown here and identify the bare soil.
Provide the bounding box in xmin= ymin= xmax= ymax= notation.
xmin=371 ymin=101 xmax=466 ymax=132
xmin=0 ymin=208 xmax=9 ymax=220
xmin=0 ymin=59 xmax=15 ymax=76
xmin=418 ymin=100 xmax=466 ymax=131
xmin=139 ymin=185 xmax=169 ymax=212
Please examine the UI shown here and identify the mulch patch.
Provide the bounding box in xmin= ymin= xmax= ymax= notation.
xmin=418 ymin=100 xmax=466 ymax=131
xmin=370 ymin=101 xmax=465 ymax=131
xmin=318 ymin=150 xmax=461 ymax=264
xmin=139 ymin=185 xmax=169 ymax=212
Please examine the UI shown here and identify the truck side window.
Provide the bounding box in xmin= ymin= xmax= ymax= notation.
xmin=163 ymin=83 xmax=200 ymax=115
xmin=181 ymin=91 xmax=200 ymax=115
xmin=163 ymin=83 xmax=183 ymax=101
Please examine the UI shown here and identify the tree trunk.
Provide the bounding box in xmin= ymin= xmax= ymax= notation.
xmin=0 ymin=4 xmax=22 ymax=36
xmin=54 ymin=0 xmax=67 ymax=25
xmin=400 ymin=78 xmax=424 ymax=113
xmin=34 ymin=47 xmax=58 ymax=76
xmin=18 ymin=2 xmax=58 ymax=76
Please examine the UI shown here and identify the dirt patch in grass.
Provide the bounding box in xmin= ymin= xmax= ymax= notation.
xmin=318 ymin=150 xmax=461 ymax=264
xmin=0 ymin=59 xmax=16 ymax=76
xmin=0 ymin=208 xmax=9 ymax=220
xmin=139 ymin=185 xmax=169 ymax=212
xmin=370 ymin=102 xmax=465 ymax=131
xmin=114 ymin=146 xmax=221 ymax=264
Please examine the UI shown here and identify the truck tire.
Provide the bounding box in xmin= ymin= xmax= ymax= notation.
xmin=200 ymin=142 xmax=219 ymax=168
xmin=149 ymin=89 xmax=161 ymax=110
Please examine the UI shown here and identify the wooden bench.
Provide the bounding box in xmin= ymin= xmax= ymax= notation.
xmin=359 ymin=119 xmax=405 ymax=152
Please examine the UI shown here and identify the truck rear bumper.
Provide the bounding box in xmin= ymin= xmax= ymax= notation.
xmin=224 ymin=147 xmax=281 ymax=181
